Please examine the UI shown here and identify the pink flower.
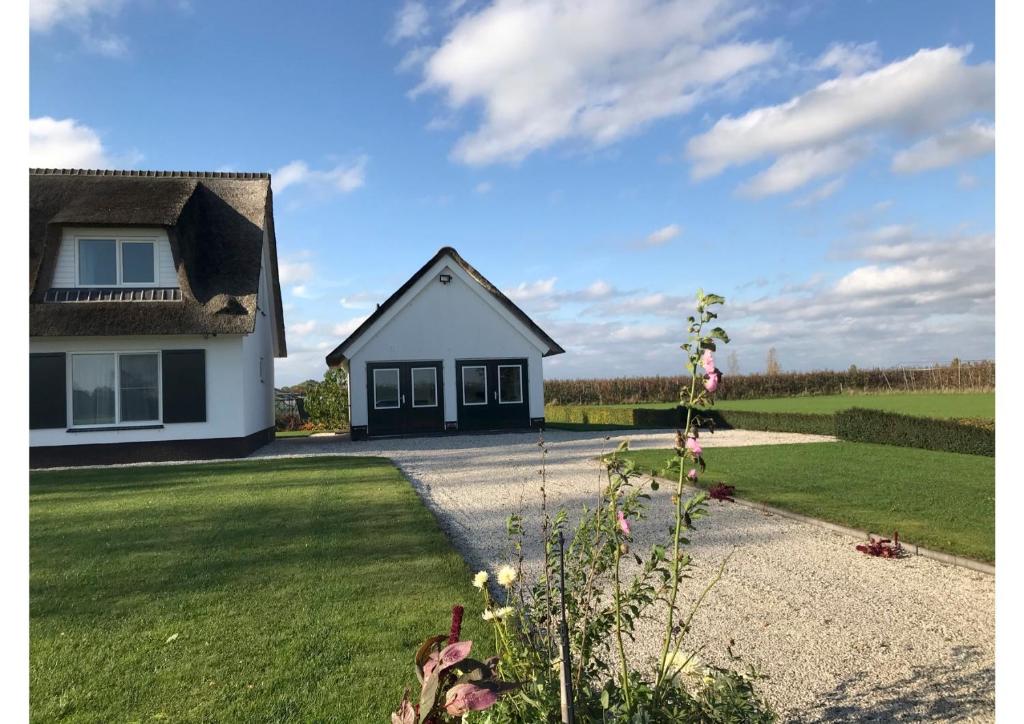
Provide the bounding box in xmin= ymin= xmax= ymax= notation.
xmin=687 ymin=469 xmax=698 ymax=481
xmin=701 ymin=349 xmax=715 ymax=375
xmin=704 ymin=371 xmax=720 ymax=394
xmin=685 ymin=436 xmax=703 ymax=457
xmin=617 ymin=509 xmax=631 ymax=536
xmin=445 ymin=683 xmax=501 ymax=716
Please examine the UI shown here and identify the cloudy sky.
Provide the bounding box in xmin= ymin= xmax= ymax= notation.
xmin=29 ymin=0 xmax=994 ymax=385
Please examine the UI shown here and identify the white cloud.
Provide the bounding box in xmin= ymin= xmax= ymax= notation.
xmin=273 ymin=156 xmax=368 ymax=195
xmin=417 ymin=0 xmax=776 ymax=165
xmin=29 ymin=116 xmax=138 ymax=168
xmin=505 ymin=277 xmax=558 ymax=302
xmin=791 ymin=176 xmax=845 ymax=207
xmin=290 ymin=285 xmax=313 ymax=299
xmin=474 ymin=181 xmax=493 ymax=194
xmin=288 ymin=320 xmax=318 ymax=337
xmin=391 ymin=1 xmax=429 ymax=43
xmin=958 ymin=172 xmax=979 ymax=189
xmin=30 ymin=0 xmax=124 ymax=31
xmin=278 ymin=260 xmax=315 ymax=286
xmin=891 ymin=121 xmax=994 ymax=173
xmin=339 ymin=292 xmax=378 ymax=310
xmin=814 ymin=41 xmax=880 ymax=76
xmin=739 ymin=142 xmax=862 ymax=197
xmin=333 ymin=316 xmax=369 ymax=337
xmin=641 ymin=223 xmax=682 ymax=247
xmin=688 ymin=46 xmax=994 ymax=188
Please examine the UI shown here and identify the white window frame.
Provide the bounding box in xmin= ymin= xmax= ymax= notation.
xmin=411 ymin=367 xmax=439 ymax=408
xmin=373 ymin=368 xmax=401 ymax=410
xmin=461 ymin=365 xmax=488 ymax=406
xmin=67 ymin=351 xmax=163 ymax=429
xmin=75 ymin=235 xmax=159 ymax=288
xmin=497 ymin=364 xmax=524 ymax=405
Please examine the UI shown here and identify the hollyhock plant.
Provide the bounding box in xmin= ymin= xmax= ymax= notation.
xmin=687 ymin=468 xmax=698 ymax=481
xmin=704 ymin=369 xmax=722 ymax=394
xmin=685 ymin=435 xmax=703 ymax=457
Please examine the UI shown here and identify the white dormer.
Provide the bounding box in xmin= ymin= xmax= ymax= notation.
xmin=51 ymin=227 xmax=178 ymax=288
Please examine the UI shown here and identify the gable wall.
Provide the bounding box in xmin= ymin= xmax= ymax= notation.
xmin=51 ymin=227 xmax=178 ymax=288
xmin=347 ymin=263 xmax=545 ymax=426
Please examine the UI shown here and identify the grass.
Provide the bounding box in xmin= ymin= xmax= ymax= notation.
xmin=623 ymin=442 xmax=994 ymax=562
xmin=584 ymin=391 xmax=994 ymax=419
xmin=30 ymin=456 xmax=485 ymax=722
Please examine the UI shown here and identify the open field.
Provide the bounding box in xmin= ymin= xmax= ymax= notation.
xmin=623 ymin=441 xmax=994 ymax=562
xmin=30 ymin=457 xmax=483 ymax=723
xmin=582 ymin=391 xmax=994 ymax=419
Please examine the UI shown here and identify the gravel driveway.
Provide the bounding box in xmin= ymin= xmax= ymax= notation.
xmin=254 ymin=429 xmax=995 ymax=722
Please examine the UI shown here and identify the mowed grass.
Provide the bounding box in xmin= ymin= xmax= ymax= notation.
xmin=30 ymin=457 xmax=485 ymax=723
xmin=594 ymin=391 xmax=994 ymax=419
xmin=623 ymin=442 xmax=994 ymax=562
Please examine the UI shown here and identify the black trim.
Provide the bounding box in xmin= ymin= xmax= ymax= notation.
xmin=326 ymin=247 xmax=564 ymax=367
xmin=531 ymin=418 xmax=545 ymax=430
xmin=30 ymin=426 xmax=275 ymax=469
xmin=67 ymin=425 xmax=163 ymax=433
xmin=350 ymin=425 xmax=368 ymax=441
xmin=30 ymin=353 xmax=67 ymax=429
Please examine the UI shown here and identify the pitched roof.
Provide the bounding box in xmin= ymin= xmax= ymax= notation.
xmin=29 ymin=169 xmax=286 ymax=355
xmin=325 ymin=246 xmax=564 ymax=367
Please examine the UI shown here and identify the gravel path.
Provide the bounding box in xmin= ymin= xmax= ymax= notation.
xmin=253 ymin=429 xmax=994 ymax=722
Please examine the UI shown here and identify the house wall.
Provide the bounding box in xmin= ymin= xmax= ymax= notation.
xmin=346 ymin=262 xmax=546 ymax=428
xmin=52 ymin=227 xmax=178 ymax=287
xmin=239 ymin=229 xmax=276 ymax=436
xmin=29 ymin=334 xmax=247 ymax=448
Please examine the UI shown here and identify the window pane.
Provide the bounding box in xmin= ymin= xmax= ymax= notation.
xmin=499 ymin=366 xmax=523 ymax=403
xmin=463 ymin=366 xmax=487 ymax=405
xmin=121 ymin=242 xmax=155 ymax=284
xmin=374 ymin=369 xmax=400 ymax=408
xmin=78 ymin=239 xmax=117 ymax=285
xmin=412 ymin=368 xmax=437 ymax=407
xmin=72 ymin=354 xmax=116 ymax=425
xmin=120 ymin=354 xmax=159 ymax=421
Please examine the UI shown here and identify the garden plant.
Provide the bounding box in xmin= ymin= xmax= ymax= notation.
xmin=393 ymin=291 xmax=775 ymax=722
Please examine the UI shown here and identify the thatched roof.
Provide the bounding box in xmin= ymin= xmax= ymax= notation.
xmin=29 ymin=169 xmax=286 ymax=355
xmin=326 ymin=246 xmax=564 ymax=367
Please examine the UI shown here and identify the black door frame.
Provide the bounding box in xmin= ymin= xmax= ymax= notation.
xmin=365 ymin=360 xmax=445 ymax=437
xmin=455 ymin=358 xmax=530 ymax=431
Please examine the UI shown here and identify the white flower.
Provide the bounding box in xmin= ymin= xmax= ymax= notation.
xmin=667 ymin=651 xmax=702 ymax=677
xmin=482 ymin=607 xmax=515 ymax=621
xmin=472 ymin=571 xmax=489 ymax=589
xmin=497 ymin=565 xmax=517 ymax=587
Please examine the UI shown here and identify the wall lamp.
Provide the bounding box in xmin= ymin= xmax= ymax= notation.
xmin=439 ymin=273 xmax=453 ymax=285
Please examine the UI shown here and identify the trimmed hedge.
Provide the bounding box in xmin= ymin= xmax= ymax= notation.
xmin=835 ymin=407 xmax=995 ymax=457
xmin=544 ymin=405 xmax=834 ymax=435
xmin=705 ymin=409 xmax=836 ymax=436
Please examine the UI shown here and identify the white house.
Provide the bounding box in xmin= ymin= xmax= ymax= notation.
xmin=326 ymin=247 xmax=564 ymax=439
xmin=29 ymin=169 xmax=287 ymax=467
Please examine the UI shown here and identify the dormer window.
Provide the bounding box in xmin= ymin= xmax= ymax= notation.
xmin=76 ymin=237 xmax=157 ymax=287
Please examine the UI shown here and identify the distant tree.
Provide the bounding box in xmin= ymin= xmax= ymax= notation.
xmin=304 ymin=368 xmax=349 ymax=430
xmin=765 ymin=347 xmax=781 ymax=376
xmin=726 ymin=351 xmax=740 ymax=376
xmin=848 ymin=364 xmax=858 ymax=375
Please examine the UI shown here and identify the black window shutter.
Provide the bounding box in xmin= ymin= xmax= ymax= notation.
xmin=162 ymin=349 xmax=207 ymax=423
xmin=30 ymin=353 xmax=66 ymax=429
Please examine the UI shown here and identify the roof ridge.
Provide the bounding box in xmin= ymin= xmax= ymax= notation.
xmin=29 ymin=168 xmax=270 ymax=180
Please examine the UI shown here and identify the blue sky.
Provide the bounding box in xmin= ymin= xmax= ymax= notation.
xmin=29 ymin=0 xmax=994 ymax=385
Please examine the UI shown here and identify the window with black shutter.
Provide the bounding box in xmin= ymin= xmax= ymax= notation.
xmin=161 ymin=349 xmax=207 ymax=423
xmin=30 ymin=353 xmax=67 ymax=429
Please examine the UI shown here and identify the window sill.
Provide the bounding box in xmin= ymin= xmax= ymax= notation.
xmin=67 ymin=424 xmax=164 ymax=433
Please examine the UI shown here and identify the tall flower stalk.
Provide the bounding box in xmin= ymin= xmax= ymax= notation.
xmin=655 ymin=290 xmax=728 ymax=692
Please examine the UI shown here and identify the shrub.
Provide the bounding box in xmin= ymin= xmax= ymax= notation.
xmin=304 ymin=368 xmax=349 ymax=430
xmin=545 ymin=405 xmax=835 ymax=436
xmin=706 ymin=409 xmax=836 ymax=436
xmin=835 ymin=407 xmax=995 ymax=457
xmin=275 ymin=413 xmax=303 ymax=431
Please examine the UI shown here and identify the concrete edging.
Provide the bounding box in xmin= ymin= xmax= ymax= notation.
xmin=653 ymin=475 xmax=995 ymax=576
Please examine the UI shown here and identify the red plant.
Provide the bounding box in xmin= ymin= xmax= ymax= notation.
xmin=448 ymin=605 xmax=464 ymax=646
xmin=856 ymin=532 xmax=904 ymax=558
xmin=707 ymin=482 xmax=736 ymax=502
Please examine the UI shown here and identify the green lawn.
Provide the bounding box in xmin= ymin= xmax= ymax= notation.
xmin=591 ymin=392 xmax=994 ymax=419
xmin=623 ymin=442 xmax=994 ymax=562
xmin=30 ymin=457 xmax=485 ymax=722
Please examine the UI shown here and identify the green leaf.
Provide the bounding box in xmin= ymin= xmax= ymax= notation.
xmin=708 ymin=327 xmax=731 ymax=343
xmin=601 ymin=688 xmax=610 ymax=709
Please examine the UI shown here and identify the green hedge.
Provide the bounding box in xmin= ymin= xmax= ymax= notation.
xmin=705 ymin=409 xmax=836 ymax=436
xmin=835 ymin=407 xmax=995 ymax=457
xmin=544 ymin=405 xmax=833 ymax=435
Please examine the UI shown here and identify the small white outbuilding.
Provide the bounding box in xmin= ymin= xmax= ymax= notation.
xmin=326 ymin=247 xmax=564 ymax=439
